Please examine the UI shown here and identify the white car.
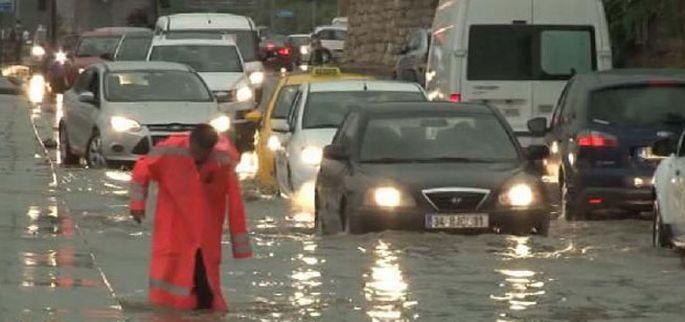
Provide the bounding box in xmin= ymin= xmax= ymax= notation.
xmin=274 ymin=80 xmax=427 ymax=198
xmin=59 ymin=61 xmax=230 ymax=167
xmin=652 ymin=135 xmax=685 ymax=250
xmin=312 ymin=25 xmax=347 ymax=61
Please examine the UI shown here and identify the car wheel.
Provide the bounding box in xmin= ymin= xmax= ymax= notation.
xmin=534 ymin=217 xmax=550 ymax=237
xmin=561 ymin=178 xmax=584 ymax=221
xmin=59 ymin=124 xmax=79 ymax=165
xmin=653 ymin=200 xmax=672 ymax=248
xmin=85 ymin=130 xmax=108 ymax=168
xmin=314 ymin=193 xmax=328 ymax=235
xmin=340 ymin=200 xmax=364 ymax=235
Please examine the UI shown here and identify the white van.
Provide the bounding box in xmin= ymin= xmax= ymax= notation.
xmin=426 ymin=0 xmax=612 ymax=138
xmin=154 ymin=13 xmax=265 ymax=91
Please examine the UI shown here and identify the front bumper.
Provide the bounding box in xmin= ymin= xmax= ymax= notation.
xmin=348 ymin=206 xmax=549 ymax=234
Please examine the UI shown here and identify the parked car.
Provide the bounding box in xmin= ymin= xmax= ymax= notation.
xmin=154 ymin=13 xmax=265 ymax=99
xmin=426 ymin=0 xmax=612 ymax=144
xmin=246 ymin=67 xmax=370 ymax=189
xmin=652 ymin=135 xmax=685 ymax=250
xmin=147 ymin=36 xmax=255 ymax=151
xmin=113 ymin=30 xmax=153 ymax=61
xmin=528 ymin=69 xmax=685 ymax=220
xmin=315 ymin=102 xmax=551 ymax=235
xmin=312 ymin=25 xmax=347 ymax=62
xmin=274 ymin=80 xmax=427 ymax=198
xmin=395 ymin=28 xmax=430 ymax=85
xmin=59 ymin=62 xmax=229 ymax=168
xmin=66 ymin=27 xmax=151 ymax=87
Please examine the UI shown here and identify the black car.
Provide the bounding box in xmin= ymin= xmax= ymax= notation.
xmin=315 ymin=102 xmax=551 ymax=235
xmin=527 ymin=69 xmax=685 ymax=220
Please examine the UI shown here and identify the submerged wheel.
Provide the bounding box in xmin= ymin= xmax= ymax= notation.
xmin=561 ymin=178 xmax=584 ymax=221
xmin=59 ymin=124 xmax=79 ymax=165
xmin=653 ymin=200 xmax=672 ymax=248
xmin=85 ymin=130 xmax=108 ymax=168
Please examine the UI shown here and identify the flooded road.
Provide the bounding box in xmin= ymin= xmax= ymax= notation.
xmin=3 ymin=82 xmax=684 ymax=321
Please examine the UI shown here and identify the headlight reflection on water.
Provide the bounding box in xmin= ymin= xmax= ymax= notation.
xmin=28 ymin=74 xmax=45 ymax=104
xmin=491 ymin=237 xmax=546 ymax=313
xmin=364 ymin=240 xmax=416 ymax=321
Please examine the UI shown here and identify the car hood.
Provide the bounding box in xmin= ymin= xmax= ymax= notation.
xmin=301 ymin=128 xmax=338 ymax=148
xmin=355 ymin=162 xmax=527 ymax=192
xmin=105 ymin=101 xmax=217 ymax=125
xmin=198 ymin=72 xmax=245 ymax=92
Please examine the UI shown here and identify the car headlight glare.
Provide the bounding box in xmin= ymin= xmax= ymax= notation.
xmin=301 ymin=146 xmax=323 ymax=165
xmin=210 ymin=115 xmax=231 ymax=132
xmin=110 ymin=116 xmax=141 ymax=132
xmin=267 ymin=135 xmax=282 ymax=151
xmin=374 ymin=187 xmax=402 ymax=208
xmin=54 ymin=51 xmax=68 ymax=64
xmin=499 ymin=184 xmax=535 ymax=207
xmin=31 ymin=45 xmax=46 ymax=57
xmin=249 ymin=71 xmax=265 ymax=85
xmin=236 ymin=86 xmax=254 ymax=102
xmin=300 ymin=46 xmax=309 ymax=55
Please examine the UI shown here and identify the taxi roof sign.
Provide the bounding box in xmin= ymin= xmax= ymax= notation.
xmin=311 ymin=67 xmax=341 ymax=77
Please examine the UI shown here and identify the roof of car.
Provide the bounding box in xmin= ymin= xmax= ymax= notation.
xmin=359 ymin=102 xmax=495 ymax=116
xmin=82 ymin=27 xmax=151 ymax=37
xmin=314 ymin=25 xmax=347 ymax=32
xmin=574 ymin=69 xmax=685 ymax=90
xmin=163 ymin=13 xmax=253 ymax=30
xmin=101 ymin=61 xmax=193 ymax=72
xmin=150 ymin=37 xmax=238 ymax=47
xmin=308 ymin=80 xmax=422 ymax=93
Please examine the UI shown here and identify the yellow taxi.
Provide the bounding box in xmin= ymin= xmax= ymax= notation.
xmin=246 ymin=67 xmax=371 ymax=189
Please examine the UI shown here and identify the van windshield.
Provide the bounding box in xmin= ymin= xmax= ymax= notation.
xmin=166 ymin=30 xmax=258 ymax=62
xmin=149 ymin=45 xmax=243 ymax=73
xmin=468 ymin=25 xmax=595 ymax=81
xmin=589 ymin=85 xmax=685 ymax=126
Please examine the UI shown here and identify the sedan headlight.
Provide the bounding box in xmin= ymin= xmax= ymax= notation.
xmin=365 ymin=186 xmax=416 ymax=208
xmin=236 ymin=86 xmax=254 ymax=102
xmin=301 ymin=146 xmax=323 ymax=165
xmin=209 ymin=115 xmax=231 ymax=132
xmin=249 ymin=71 xmax=265 ymax=85
xmin=267 ymin=135 xmax=282 ymax=151
xmin=110 ymin=116 xmax=141 ymax=132
xmin=499 ymin=183 xmax=536 ymax=207
xmin=31 ymin=45 xmax=46 ymax=57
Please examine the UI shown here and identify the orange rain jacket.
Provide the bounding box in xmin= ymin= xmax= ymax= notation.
xmin=129 ymin=134 xmax=251 ymax=311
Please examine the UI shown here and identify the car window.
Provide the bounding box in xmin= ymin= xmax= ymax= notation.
xmin=468 ymin=25 xmax=595 ymax=81
xmin=76 ymin=36 xmax=121 ymax=57
xmin=552 ymin=81 xmax=573 ymax=127
xmin=287 ymin=90 xmax=303 ymax=130
xmin=359 ymin=114 xmax=519 ymax=162
xmin=74 ymin=69 xmax=94 ymax=93
xmin=302 ymin=91 xmax=426 ymax=129
xmin=271 ymin=85 xmax=299 ymax=119
xmin=589 ymin=85 xmax=685 ymax=126
xmin=88 ymin=71 xmax=100 ymax=99
xmin=165 ymin=30 xmax=259 ymax=62
xmin=116 ymin=36 xmax=152 ymax=61
xmin=105 ymin=71 xmax=212 ymax=102
xmin=317 ymin=29 xmax=346 ymax=41
xmin=149 ymin=45 xmax=243 ymax=73
xmin=678 ymin=132 xmax=685 ymax=157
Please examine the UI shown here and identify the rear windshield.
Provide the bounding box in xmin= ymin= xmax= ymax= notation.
xmin=149 ymin=45 xmax=243 ymax=73
xmin=116 ymin=36 xmax=152 ymax=61
xmin=302 ymin=91 xmax=425 ymax=129
xmin=589 ymin=85 xmax=685 ymax=126
xmin=468 ymin=25 xmax=595 ymax=81
xmin=287 ymin=37 xmax=311 ymax=47
xmin=360 ymin=114 xmax=519 ymax=163
xmin=76 ymin=36 xmax=121 ymax=57
xmin=315 ymin=29 xmax=346 ymax=41
xmin=272 ymin=85 xmax=299 ymax=119
xmin=166 ymin=30 xmax=259 ymax=62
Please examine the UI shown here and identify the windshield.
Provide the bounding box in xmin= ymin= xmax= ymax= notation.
xmin=468 ymin=25 xmax=595 ymax=80
xmin=166 ymin=30 xmax=259 ymax=62
xmin=589 ymin=85 xmax=685 ymax=126
xmin=116 ymin=36 xmax=152 ymax=61
xmin=302 ymin=91 xmax=425 ymax=129
xmin=316 ymin=29 xmax=346 ymax=41
xmin=360 ymin=114 xmax=519 ymax=163
xmin=76 ymin=36 xmax=121 ymax=57
xmin=149 ymin=45 xmax=243 ymax=73
xmin=105 ymin=71 xmax=212 ymax=102
xmin=272 ymin=85 xmax=299 ymax=119
xmin=288 ymin=36 xmax=311 ymax=47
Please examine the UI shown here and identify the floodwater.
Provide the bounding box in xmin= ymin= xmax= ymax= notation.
xmin=12 ymin=80 xmax=685 ymax=322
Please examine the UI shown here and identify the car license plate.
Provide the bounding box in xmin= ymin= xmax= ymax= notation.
xmin=425 ymin=214 xmax=489 ymax=229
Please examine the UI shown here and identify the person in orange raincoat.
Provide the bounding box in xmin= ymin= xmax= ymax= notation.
xmin=129 ymin=124 xmax=252 ymax=311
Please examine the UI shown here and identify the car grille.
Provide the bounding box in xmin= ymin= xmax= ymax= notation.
xmin=423 ymin=189 xmax=489 ymax=212
xmin=146 ymin=123 xmax=196 ymax=132
xmin=131 ymin=135 xmax=170 ymax=155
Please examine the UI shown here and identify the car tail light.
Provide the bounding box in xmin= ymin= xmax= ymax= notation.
xmin=577 ymin=131 xmax=618 ymax=148
xmin=266 ymin=43 xmax=275 ymax=50
xmin=588 ymin=198 xmax=603 ymax=205
xmin=277 ymin=47 xmax=291 ymax=56
xmin=449 ymin=92 xmax=461 ymax=103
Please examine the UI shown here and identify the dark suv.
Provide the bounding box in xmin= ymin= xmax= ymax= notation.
xmin=528 ymin=69 xmax=685 ymax=220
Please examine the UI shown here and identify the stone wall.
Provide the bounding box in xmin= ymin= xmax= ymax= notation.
xmin=344 ymin=0 xmax=438 ymax=71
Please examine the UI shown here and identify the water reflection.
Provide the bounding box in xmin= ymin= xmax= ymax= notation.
xmin=491 ymin=237 xmax=547 ymax=314
xmin=288 ymin=239 xmax=323 ymax=318
xmin=364 ymin=240 xmax=415 ymax=321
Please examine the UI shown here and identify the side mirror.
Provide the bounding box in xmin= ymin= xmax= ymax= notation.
xmin=271 ymin=120 xmax=291 ymax=133
xmin=78 ymin=91 xmax=98 ymax=105
xmin=245 ymin=110 xmax=263 ymax=123
xmin=652 ymin=138 xmax=676 ymax=157
xmin=527 ymin=117 xmax=549 ymax=137
xmin=100 ymin=53 xmax=114 ymax=61
xmin=526 ymin=145 xmax=550 ymax=161
xmin=323 ymin=144 xmax=349 ymax=161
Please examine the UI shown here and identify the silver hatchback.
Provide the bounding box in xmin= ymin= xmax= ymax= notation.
xmin=59 ymin=61 xmax=230 ymax=167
